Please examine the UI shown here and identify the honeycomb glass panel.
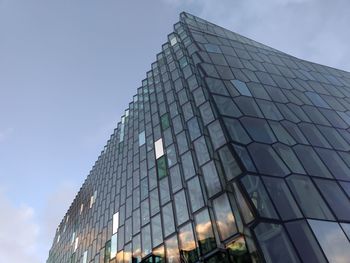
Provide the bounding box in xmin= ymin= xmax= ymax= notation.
xmin=287 ymin=175 xmax=334 ymax=220
xmin=309 ymin=220 xmax=350 ymax=263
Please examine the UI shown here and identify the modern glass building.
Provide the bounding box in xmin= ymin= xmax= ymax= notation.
xmin=47 ymin=12 xmax=350 ymax=263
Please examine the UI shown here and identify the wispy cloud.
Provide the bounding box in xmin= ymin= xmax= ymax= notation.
xmin=0 ymin=127 xmax=13 ymax=143
xmin=0 ymin=190 xmax=40 ymax=263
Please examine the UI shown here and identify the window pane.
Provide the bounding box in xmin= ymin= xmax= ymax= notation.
xmin=165 ymin=235 xmax=180 ymax=263
xmin=194 ymin=136 xmax=210 ymax=166
xmin=254 ymin=223 xmax=300 ymax=263
xmin=309 ymin=220 xmax=350 ymax=263
xmin=178 ymin=223 xmax=198 ymax=262
xmin=157 ymin=156 xmax=168 ymax=179
xmin=226 ymin=236 xmax=253 ymax=263
xmin=212 ymin=193 xmax=237 ymax=240
xmin=152 ymin=214 xmax=163 ymax=248
xmin=240 ymin=117 xmax=276 ymax=143
xmin=287 ymin=175 xmax=334 ymax=220
xmin=223 ymin=117 xmax=251 ymax=145
xmin=113 ymin=212 xmax=119 ymax=234
xmin=231 ymin=79 xmax=252 ymax=96
xmin=187 ymin=176 xmax=204 ymax=212
xmin=315 ymin=178 xmax=350 ymax=221
xmin=139 ymin=131 xmax=145 ymax=146
xmin=161 ymin=113 xmax=170 ymax=130
xmin=111 ymin=233 xmax=118 ymax=259
xmin=194 ymin=209 xmax=216 ymax=255
xmin=155 ymin=138 xmax=164 ymax=159
xmin=241 ymin=175 xmax=279 ymax=219
xmin=162 ymin=202 xmax=175 ymax=237
xmin=263 ymin=176 xmax=302 ymax=220
xmin=286 ymin=220 xmax=327 ymax=263
xmin=218 ymin=145 xmax=242 ymax=180
xmin=202 ymin=161 xmax=222 ymax=197
xmin=142 ymin=224 xmax=152 ymax=257
xmin=174 ymin=190 xmax=189 ymax=225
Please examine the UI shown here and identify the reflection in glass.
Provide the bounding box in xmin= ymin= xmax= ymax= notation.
xmin=213 ymin=193 xmax=237 ymax=240
xmin=165 ymin=235 xmax=180 ymax=263
xmin=194 ymin=209 xmax=216 ymax=255
xmin=111 ymin=233 xmax=118 ymax=259
xmin=226 ymin=236 xmax=253 ymax=263
xmin=309 ymin=220 xmax=350 ymax=263
xmin=241 ymin=175 xmax=279 ymax=219
xmin=178 ymin=223 xmax=198 ymax=262
xmin=254 ymin=223 xmax=300 ymax=263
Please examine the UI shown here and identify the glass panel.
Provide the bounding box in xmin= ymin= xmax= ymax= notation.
xmin=226 ymin=236 xmax=253 ymax=263
xmin=208 ymin=120 xmax=226 ymax=150
xmin=218 ymin=145 xmax=241 ymax=180
xmin=316 ymin=148 xmax=350 ymax=181
xmin=194 ymin=209 xmax=216 ymax=255
xmin=248 ymin=143 xmax=289 ymax=176
xmin=157 ymin=156 xmax=167 ymax=179
xmin=263 ymin=176 xmax=302 ymax=220
xmin=178 ymin=223 xmax=198 ymax=262
xmin=241 ymin=175 xmax=279 ymax=219
xmin=155 ymin=138 xmax=164 ymax=159
xmin=174 ymin=190 xmax=189 ymax=225
xmin=153 ymin=245 xmax=165 ymax=263
xmin=212 ymin=193 xmax=237 ymax=240
xmin=309 ymin=220 xmax=350 ymax=263
xmin=111 ymin=233 xmax=118 ymax=259
xmin=286 ymin=220 xmax=327 ymax=263
xmin=104 ymin=240 xmax=111 ymax=263
xmin=193 ymin=136 xmax=210 ymax=166
xmin=187 ymin=176 xmax=204 ymax=212
xmin=287 ymin=175 xmax=334 ymax=220
xmin=293 ymin=145 xmax=332 ymax=178
xmin=213 ymin=95 xmax=241 ymax=118
xmin=305 ymin=91 xmax=330 ymax=108
xmin=161 ymin=113 xmax=170 ymax=130
xmin=162 ymin=202 xmax=175 ymax=237
xmin=223 ymin=117 xmax=251 ymax=145
xmin=273 ymin=143 xmax=305 ymax=174
xmin=152 ymin=214 xmax=163 ymax=248
xmin=204 ymin=43 xmax=221 ymax=53
xmin=165 ymin=235 xmax=180 ymax=263
xmin=254 ymin=223 xmax=300 ymax=263
xmin=231 ymin=79 xmax=252 ymax=96
xmin=202 ymin=161 xmax=222 ymax=197
xmin=113 ymin=212 xmax=119 ymax=234
xmin=240 ymin=117 xmax=276 ymax=143
xmin=142 ymin=224 xmax=152 ymax=257
xmin=82 ymin=250 xmax=88 ymax=263
xmin=315 ymin=178 xmax=350 ymax=221
xmin=139 ymin=131 xmax=146 ymax=146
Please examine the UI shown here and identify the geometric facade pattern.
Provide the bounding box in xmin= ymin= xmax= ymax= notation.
xmin=47 ymin=12 xmax=350 ymax=263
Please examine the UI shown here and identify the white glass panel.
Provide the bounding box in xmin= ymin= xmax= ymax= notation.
xmin=83 ymin=250 xmax=88 ymax=263
xmin=74 ymin=237 xmax=79 ymax=251
xmin=113 ymin=212 xmax=119 ymax=234
xmin=155 ymin=138 xmax=164 ymax=159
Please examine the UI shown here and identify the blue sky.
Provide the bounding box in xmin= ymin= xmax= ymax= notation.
xmin=0 ymin=0 xmax=349 ymax=262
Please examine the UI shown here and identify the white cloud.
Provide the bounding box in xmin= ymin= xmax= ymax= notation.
xmin=0 ymin=190 xmax=40 ymax=263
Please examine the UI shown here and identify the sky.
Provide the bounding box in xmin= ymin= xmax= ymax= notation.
xmin=0 ymin=0 xmax=349 ymax=262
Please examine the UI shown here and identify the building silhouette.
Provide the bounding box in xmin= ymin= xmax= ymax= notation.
xmin=47 ymin=12 xmax=350 ymax=263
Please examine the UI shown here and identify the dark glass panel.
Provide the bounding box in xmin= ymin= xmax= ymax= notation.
xmin=315 ymin=178 xmax=350 ymax=221
xmin=248 ymin=143 xmax=289 ymax=176
xmin=240 ymin=117 xmax=276 ymax=143
xmin=263 ymin=176 xmax=302 ymax=220
xmin=285 ymin=220 xmax=327 ymax=263
xmin=194 ymin=209 xmax=216 ymax=255
xmin=287 ymin=175 xmax=334 ymax=220
xmin=187 ymin=176 xmax=204 ymax=212
xmin=218 ymin=145 xmax=242 ymax=180
xmin=254 ymin=223 xmax=300 ymax=263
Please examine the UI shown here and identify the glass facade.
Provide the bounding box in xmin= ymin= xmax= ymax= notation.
xmin=47 ymin=12 xmax=350 ymax=263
